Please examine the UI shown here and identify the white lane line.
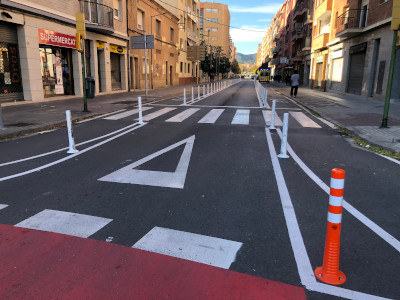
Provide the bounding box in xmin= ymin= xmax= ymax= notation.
xmin=15 ymin=209 xmax=112 ymax=238
xmin=104 ymin=107 xmax=153 ymax=120
xmin=138 ymin=107 xmax=176 ymax=122
xmin=289 ymin=112 xmax=321 ymax=128
xmin=0 ymin=204 xmax=8 ymax=210
xmin=0 ymin=123 xmax=146 ymax=182
xmin=277 ymin=128 xmax=400 ymax=254
xmin=231 ymin=109 xmax=250 ymax=125
xmin=99 ymin=135 xmax=194 ymax=189
xmin=165 ymin=108 xmax=200 ymax=122
xmin=265 ymin=127 xmax=316 ymax=287
xmin=378 ymin=154 xmax=400 ymax=165
xmin=133 ymin=227 xmax=243 ymax=269
xmin=263 ymin=111 xmax=283 ymax=127
xmin=0 ymin=123 xmax=140 ymax=167
xmin=266 ymin=127 xmax=391 ymax=300
xmin=198 ymin=109 xmax=225 ymax=124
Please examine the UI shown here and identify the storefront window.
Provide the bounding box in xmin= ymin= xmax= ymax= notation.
xmin=40 ymin=46 xmax=74 ymax=97
xmin=0 ymin=42 xmax=23 ymax=96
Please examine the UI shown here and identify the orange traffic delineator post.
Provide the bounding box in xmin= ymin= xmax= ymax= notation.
xmin=314 ymin=168 xmax=347 ymax=285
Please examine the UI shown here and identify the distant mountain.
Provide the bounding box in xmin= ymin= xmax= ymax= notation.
xmin=236 ymin=53 xmax=257 ymax=64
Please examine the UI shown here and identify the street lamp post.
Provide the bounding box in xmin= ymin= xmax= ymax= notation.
xmin=151 ymin=12 xmax=168 ymax=90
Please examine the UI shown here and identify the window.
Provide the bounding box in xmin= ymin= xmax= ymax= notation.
xmin=114 ymin=0 xmax=122 ymax=20
xmin=170 ymin=27 xmax=174 ymax=42
xmin=188 ymin=64 xmax=190 ymax=73
xmin=200 ymin=9 xmax=203 ymax=16
xmin=180 ymin=38 xmax=184 ymax=50
xmin=137 ymin=9 xmax=144 ymax=30
xmin=156 ymin=19 xmax=161 ymax=36
xmin=205 ymin=8 xmax=219 ymax=13
xmin=212 ymin=19 xmax=218 ymax=22
xmin=180 ymin=62 xmax=183 ymax=72
xmin=200 ymin=18 xmax=203 ymax=26
xmin=206 ymin=18 xmax=212 ymax=21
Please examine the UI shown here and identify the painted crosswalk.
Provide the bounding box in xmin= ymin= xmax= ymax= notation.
xmin=231 ymin=109 xmax=250 ymax=125
xmin=104 ymin=107 xmax=153 ymax=120
xmin=289 ymin=111 xmax=322 ymax=128
xmin=165 ymin=108 xmax=200 ymax=122
xmin=133 ymin=226 xmax=243 ymax=269
xmin=104 ymin=106 xmax=321 ymax=128
xmin=198 ymin=109 xmax=225 ymax=124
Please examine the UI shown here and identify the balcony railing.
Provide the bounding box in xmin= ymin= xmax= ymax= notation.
xmin=293 ymin=1 xmax=309 ymax=19
xmin=311 ymin=33 xmax=329 ymax=51
xmin=336 ymin=9 xmax=367 ymax=37
xmin=272 ymin=46 xmax=280 ymax=53
xmin=79 ymin=0 xmax=114 ymax=31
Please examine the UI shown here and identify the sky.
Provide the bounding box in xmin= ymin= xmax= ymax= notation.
xmin=207 ymin=0 xmax=283 ymax=55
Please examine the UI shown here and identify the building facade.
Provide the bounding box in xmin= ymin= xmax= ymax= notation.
xmin=0 ymin=0 xmax=129 ymax=102
xmin=128 ymin=0 xmax=179 ymax=90
xmin=200 ymin=1 xmax=230 ymax=56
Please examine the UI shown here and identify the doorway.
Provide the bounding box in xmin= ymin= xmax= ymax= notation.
xmin=166 ymin=61 xmax=168 ymax=85
xmin=134 ymin=57 xmax=139 ymax=89
xmin=170 ymin=66 xmax=173 ymax=86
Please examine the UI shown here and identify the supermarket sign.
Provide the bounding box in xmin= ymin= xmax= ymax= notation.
xmin=38 ymin=29 xmax=76 ymax=49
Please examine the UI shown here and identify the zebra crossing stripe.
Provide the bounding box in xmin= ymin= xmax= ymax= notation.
xmin=104 ymin=107 xmax=154 ymax=120
xmin=198 ymin=109 xmax=225 ymax=124
xmin=165 ymin=108 xmax=200 ymax=122
xmin=15 ymin=209 xmax=112 ymax=238
xmin=289 ymin=112 xmax=321 ymax=128
xmin=263 ymin=111 xmax=283 ymax=127
xmin=231 ymin=110 xmax=250 ymax=125
xmin=133 ymin=226 xmax=243 ymax=269
xmin=138 ymin=107 xmax=177 ymax=122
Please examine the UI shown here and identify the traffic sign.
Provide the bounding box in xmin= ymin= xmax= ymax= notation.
xmin=130 ymin=35 xmax=155 ymax=49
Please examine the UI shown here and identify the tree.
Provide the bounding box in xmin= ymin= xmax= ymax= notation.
xmin=231 ymin=59 xmax=241 ymax=74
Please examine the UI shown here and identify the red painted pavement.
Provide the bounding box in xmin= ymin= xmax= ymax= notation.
xmin=0 ymin=224 xmax=306 ymax=299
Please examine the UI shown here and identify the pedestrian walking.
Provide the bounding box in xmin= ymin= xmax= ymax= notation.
xmin=290 ymin=70 xmax=300 ymax=98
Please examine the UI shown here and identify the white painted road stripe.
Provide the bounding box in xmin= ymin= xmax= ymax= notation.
xmin=165 ymin=108 xmax=200 ymax=122
xmin=231 ymin=109 xmax=250 ymax=125
xmin=289 ymin=112 xmax=321 ymax=128
xmin=198 ymin=109 xmax=225 ymax=124
xmin=15 ymin=209 xmax=112 ymax=238
xmin=133 ymin=227 xmax=243 ymax=269
xmin=0 ymin=204 xmax=8 ymax=210
xmin=104 ymin=107 xmax=153 ymax=120
xmin=263 ymin=111 xmax=283 ymax=126
xmin=138 ymin=108 xmax=177 ymax=121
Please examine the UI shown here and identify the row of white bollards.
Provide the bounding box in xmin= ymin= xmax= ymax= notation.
xmin=182 ymin=81 xmax=230 ymax=106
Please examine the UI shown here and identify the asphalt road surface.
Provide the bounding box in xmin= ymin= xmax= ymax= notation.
xmin=1 ymin=80 xmax=399 ymax=299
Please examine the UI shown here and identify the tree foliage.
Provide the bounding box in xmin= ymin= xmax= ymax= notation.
xmin=200 ymin=46 xmax=232 ymax=78
xmin=231 ymin=59 xmax=241 ymax=74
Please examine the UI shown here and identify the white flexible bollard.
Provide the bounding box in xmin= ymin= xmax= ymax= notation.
xmin=264 ymin=89 xmax=268 ymax=107
xmin=198 ymin=86 xmax=200 ymax=100
xmin=213 ymin=83 xmax=216 ymax=93
xmin=0 ymin=101 xmax=3 ymax=129
xmin=183 ymin=88 xmax=187 ymax=106
xmin=138 ymin=96 xmax=144 ymax=125
xmin=269 ymin=100 xmax=276 ymax=130
xmin=207 ymin=84 xmax=209 ymax=95
xmin=203 ymin=85 xmax=205 ymax=98
xmin=191 ymin=86 xmax=194 ymax=103
xmin=66 ymin=110 xmax=78 ymax=154
xmin=278 ymin=113 xmax=289 ymax=159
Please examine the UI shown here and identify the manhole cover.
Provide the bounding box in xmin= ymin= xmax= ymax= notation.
xmin=5 ymin=122 xmax=36 ymax=127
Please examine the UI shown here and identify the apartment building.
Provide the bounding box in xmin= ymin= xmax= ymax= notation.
xmin=128 ymin=0 xmax=179 ymax=89
xmin=200 ymin=1 xmax=230 ymax=56
xmin=156 ymin=0 xmax=200 ymax=85
xmin=0 ymin=0 xmax=128 ymax=102
xmin=310 ymin=0 xmax=399 ymax=100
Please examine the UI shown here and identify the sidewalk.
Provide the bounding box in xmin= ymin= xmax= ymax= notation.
xmin=269 ymin=82 xmax=400 ymax=154
xmin=0 ymin=83 xmax=198 ymax=140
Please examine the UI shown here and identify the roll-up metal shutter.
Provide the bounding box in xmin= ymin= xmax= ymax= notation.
xmin=330 ymin=58 xmax=343 ymax=91
xmin=0 ymin=21 xmax=18 ymax=44
xmin=347 ymin=43 xmax=367 ymax=95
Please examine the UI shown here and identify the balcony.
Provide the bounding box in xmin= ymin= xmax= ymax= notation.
xmin=302 ymin=37 xmax=311 ymax=51
xmin=79 ymin=0 xmax=114 ymax=34
xmin=311 ymin=33 xmax=329 ymax=51
xmin=270 ymin=58 xmax=279 ymax=66
xmin=187 ymin=28 xmax=198 ymax=41
xmin=293 ymin=1 xmax=309 ymax=20
xmin=305 ymin=10 xmax=314 ymax=24
xmin=272 ymin=46 xmax=280 ymax=53
xmin=336 ymin=9 xmax=367 ymax=38
xmin=187 ymin=6 xmax=198 ymax=22
xmin=314 ymin=0 xmax=332 ymax=21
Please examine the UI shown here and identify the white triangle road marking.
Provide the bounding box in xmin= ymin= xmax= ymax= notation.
xmin=98 ymin=135 xmax=195 ymax=189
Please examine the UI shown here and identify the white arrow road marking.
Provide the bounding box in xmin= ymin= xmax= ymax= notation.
xmin=98 ymin=135 xmax=195 ymax=189
xmin=133 ymin=227 xmax=243 ymax=269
